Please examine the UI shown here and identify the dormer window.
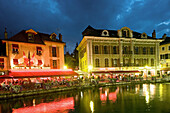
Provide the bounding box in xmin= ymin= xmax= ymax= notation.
xmin=120 ymin=27 xmax=132 ymax=38
xmin=141 ymin=33 xmax=147 ymax=38
xmin=122 ymin=30 xmax=129 ymax=37
xmin=25 ymin=29 xmax=37 ymax=42
xmin=36 ymin=47 xmax=42 ymax=55
xmin=52 ymin=34 xmax=56 ymax=40
xmin=50 ymin=33 xmax=57 ymax=41
xmin=28 ymin=33 xmax=34 ymax=42
xmin=122 ymin=30 xmax=126 ymax=37
xmin=102 ymin=30 xmax=109 ymax=36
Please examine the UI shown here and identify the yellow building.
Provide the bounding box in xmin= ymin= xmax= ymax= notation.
xmin=77 ymin=26 xmax=162 ymax=77
xmin=0 ymin=29 xmax=65 ymax=75
xmin=160 ymin=34 xmax=170 ymax=74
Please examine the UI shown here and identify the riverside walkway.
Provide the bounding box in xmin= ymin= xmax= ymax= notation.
xmin=0 ymin=77 xmax=170 ymax=99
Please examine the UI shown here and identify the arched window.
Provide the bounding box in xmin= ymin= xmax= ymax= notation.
xmin=143 ymin=59 xmax=147 ymax=66
xmin=135 ymin=47 xmax=139 ymax=54
xmin=151 ymin=59 xmax=154 ymax=66
xmin=105 ymin=58 xmax=109 ymax=67
xmin=95 ymin=45 xmax=99 ymax=54
xmin=143 ymin=47 xmax=146 ymax=54
xmin=122 ymin=30 xmax=129 ymax=37
xmin=141 ymin=33 xmax=147 ymax=38
xmin=104 ymin=46 xmax=108 ymax=54
xmin=95 ymin=59 xmax=100 ymax=67
xmin=113 ymin=46 xmax=117 ymax=54
xmin=102 ymin=30 xmax=109 ymax=36
xmin=150 ymin=47 xmax=153 ymax=55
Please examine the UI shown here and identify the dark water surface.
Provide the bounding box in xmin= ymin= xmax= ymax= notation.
xmin=0 ymin=83 xmax=170 ymax=113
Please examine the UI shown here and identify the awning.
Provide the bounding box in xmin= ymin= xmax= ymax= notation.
xmin=161 ymin=68 xmax=170 ymax=71
xmin=9 ymin=69 xmax=79 ymax=78
xmin=92 ymin=70 xmax=140 ymax=74
xmin=0 ymin=75 xmax=13 ymax=79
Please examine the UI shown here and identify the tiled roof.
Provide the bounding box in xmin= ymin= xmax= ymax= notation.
xmin=82 ymin=25 xmax=154 ymax=39
xmin=160 ymin=37 xmax=170 ymax=45
xmin=4 ymin=30 xmax=65 ymax=44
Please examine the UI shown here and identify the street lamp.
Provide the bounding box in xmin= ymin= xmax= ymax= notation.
xmin=64 ymin=65 xmax=67 ymax=70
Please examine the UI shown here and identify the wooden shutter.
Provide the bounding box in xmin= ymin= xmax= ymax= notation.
xmin=56 ymin=47 xmax=59 ymax=57
xmin=50 ymin=59 xmax=53 ymax=69
xmin=57 ymin=59 xmax=60 ymax=69
xmin=49 ymin=46 xmax=52 ymax=57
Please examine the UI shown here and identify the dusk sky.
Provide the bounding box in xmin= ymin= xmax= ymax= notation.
xmin=0 ymin=0 xmax=170 ymax=53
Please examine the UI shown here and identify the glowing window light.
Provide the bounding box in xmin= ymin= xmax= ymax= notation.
xmin=90 ymin=101 xmax=94 ymax=113
xmin=33 ymin=99 xmax=35 ymax=107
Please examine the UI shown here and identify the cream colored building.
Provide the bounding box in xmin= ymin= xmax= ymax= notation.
xmin=77 ymin=26 xmax=162 ymax=77
xmin=160 ymin=35 xmax=170 ymax=74
xmin=0 ymin=29 xmax=65 ymax=75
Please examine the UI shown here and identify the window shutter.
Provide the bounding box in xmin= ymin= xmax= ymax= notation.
xmin=56 ymin=47 xmax=59 ymax=57
xmin=50 ymin=59 xmax=53 ymax=69
xmin=57 ymin=59 xmax=60 ymax=69
xmin=49 ymin=46 xmax=52 ymax=57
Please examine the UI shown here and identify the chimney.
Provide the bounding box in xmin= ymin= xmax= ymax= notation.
xmin=152 ymin=30 xmax=156 ymax=38
xmin=4 ymin=28 xmax=8 ymax=39
xmin=59 ymin=33 xmax=62 ymax=41
xmin=162 ymin=33 xmax=167 ymax=39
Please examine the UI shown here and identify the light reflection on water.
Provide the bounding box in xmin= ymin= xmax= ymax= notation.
xmin=0 ymin=83 xmax=169 ymax=113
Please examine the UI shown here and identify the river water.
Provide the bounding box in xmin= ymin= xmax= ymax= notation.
xmin=0 ymin=83 xmax=170 ymax=113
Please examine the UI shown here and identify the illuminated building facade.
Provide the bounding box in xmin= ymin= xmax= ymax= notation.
xmin=0 ymin=29 xmax=65 ymax=75
xmin=160 ymin=34 xmax=170 ymax=74
xmin=77 ymin=26 xmax=162 ymax=76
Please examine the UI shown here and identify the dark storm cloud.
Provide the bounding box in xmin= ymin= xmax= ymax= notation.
xmin=0 ymin=0 xmax=170 ymax=52
xmin=115 ymin=0 xmax=170 ymax=37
